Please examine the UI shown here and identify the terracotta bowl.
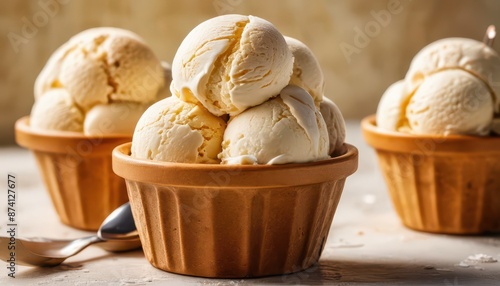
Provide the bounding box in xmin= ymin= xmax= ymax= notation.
xmin=362 ymin=115 xmax=500 ymax=234
xmin=112 ymin=142 xmax=358 ymax=278
xmin=15 ymin=116 xmax=130 ymax=230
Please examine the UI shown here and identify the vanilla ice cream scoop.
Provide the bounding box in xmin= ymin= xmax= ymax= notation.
xmin=405 ymin=37 xmax=500 ymax=112
xmin=376 ymin=80 xmax=409 ymax=131
xmin=30 ymin=89 xmax=84 ymax=132
xmin=406 ymin=69 xmax=493 ymax=135
xmin=84 ymin=102 xmax=148 ymax=136
xmin=220 ymin=85 xmax=329 ymax=165
xmin=132 ymin=96 xmax=226 ymax=163
xmin=320 ymin=97 xmax=346 ymax=155
xmin=285 ymin=36 xmax=324 ymax=105
xmin=170 ymin=14 xmax=293 ymax=116
xmin=35 ymin=27 xmax=164 ymax=110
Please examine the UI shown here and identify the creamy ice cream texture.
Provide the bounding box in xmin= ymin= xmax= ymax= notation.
xmin=30 ymin=89 xmax=84 ymax=132
xmin=131 ymin=15 xmax=345 ymax=165
xmin=284 ymin=37 xmax=344 ymax=150
xmin=170 ymin=14 xmax=293 ymax=116
xmin=377 ymin=37 xmax=500 ymax=135
xmin=406 ymin=38 xmax=500 ymax=112
xmin=219 ymin=85 xmax=329 ymax=165
xmin=132 ymin=96 xmax=226 ymax=163
xmin=376 ymin=80 xmax=408 ymax=131
xmin=406 ymin=70 xmax=492 ymax=135
xmin=84 ymin=102 xmax=149 ymax=136
xmin=285 ymin=36 xmax=324 ymax=105
xmin=31 ymin=27 xmax=165 ymax=135
xmin=320 ymin=97 xmax=346 ymax=155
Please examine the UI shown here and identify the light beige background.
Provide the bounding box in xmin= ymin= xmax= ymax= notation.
xmin=1 ymin=0 xmax=499 ymax=145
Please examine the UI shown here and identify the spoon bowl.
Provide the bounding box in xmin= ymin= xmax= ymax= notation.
xmin=98 ymin=202 xmax=138 ymax=241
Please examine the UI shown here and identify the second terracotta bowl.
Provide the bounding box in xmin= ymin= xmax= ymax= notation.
xmin=112 ymin=142 xmax=358 ymax=278
xmin=362 ymin=115 xmax=500 ymax=234
xmin=15 ymin=116 xmax=130 ymax=230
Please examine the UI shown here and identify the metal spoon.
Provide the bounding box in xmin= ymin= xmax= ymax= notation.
xmin=0 ymin=202 xmax=141 ymax=267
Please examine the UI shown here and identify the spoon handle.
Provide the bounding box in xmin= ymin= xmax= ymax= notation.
xmin=58 ymin=235 xmax=103 ymax=257
xmin=3 ymin=236 xmax=104 ymax=267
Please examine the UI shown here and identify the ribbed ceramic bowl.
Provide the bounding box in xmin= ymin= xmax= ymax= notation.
xmin=15 ymin=116 xmax=130 ymax=230
xmin=112 ymin=142 xmax=358 ymax=278
xmin=362 ymin=115 xmax=500 ymax=234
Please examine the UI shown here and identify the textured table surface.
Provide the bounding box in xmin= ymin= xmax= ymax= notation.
xmin=1 ymin=121 xmax=499 ymax=285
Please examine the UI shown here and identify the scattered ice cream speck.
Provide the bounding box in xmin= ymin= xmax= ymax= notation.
xmin=456 ymin=254 xmax=497 ymax=269
xmin=363 ymin=194 xmax=376 ymax=204
xmin=466 ymin=254 xmax=498 ymax=263
xmin=330 ymin=239 xmax=364 ymax=248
